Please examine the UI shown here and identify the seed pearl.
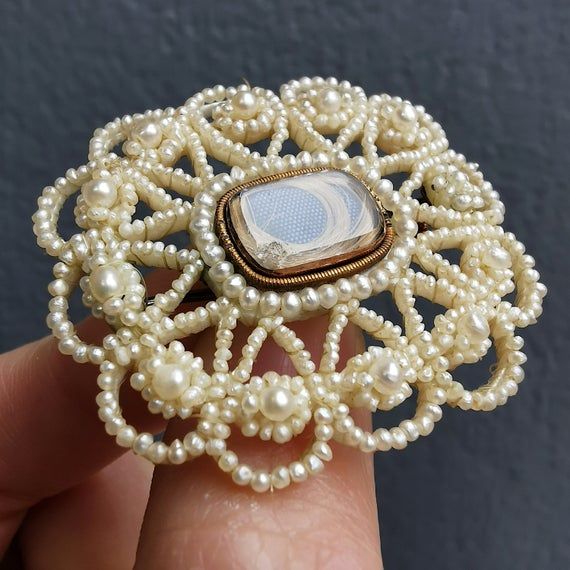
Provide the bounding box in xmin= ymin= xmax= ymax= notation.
xmin=90 ymin=265 xmax=124 ymax=302
xmin=271 ymin=466 xmax=291 ymax=489
xmin=369 ymin=354 xmax=403 ymax=394
xmin=152 ymin=364 xmax=190 ymax=400
xmin=483 ymin=246 xmax=512 ymax=269
xmin=317 ymin=87 xmax=342 ymax=113
xmin=133 ymin=121 xmax=163 ymax=149
xmin=232 ymin=91 xmax=258 ymax=120
xmin=289 ymin=461 xmax=308 ymax=483
xmin=259 ymin=386 xmax=295 ymax=422
xmin=457 ymin=310 xmax=490 ymax=342
xmin=251 ymin=471 xmax=271 ymax=493
xmin=232 ymin=464 xmax=253 ymax=486
xmin=82 ymin=179 xmax=118 ymax=208
xmin=393 ymin=103 xmax=417 ymax=128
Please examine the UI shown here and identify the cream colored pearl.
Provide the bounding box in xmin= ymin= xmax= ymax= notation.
xmin=457 ymin=310 xmax=490 ymax=342
xmin=394 ymin=103 xmax=417 ymax=128
xmin=259 ymin=386 xmax=295 ymax=422
xmin=152 ymin=364 xmax=190 ymax=400
xmin=271 ymin=465 xmax=291 ymax=489
xmin=232 ymin=91 xmax=258 ymax=120
xmin=251 ymin=471 xmax=271 ymax=493
xmin=370 ymin=354 xmax=402 ymax=394
xmin=289 ymin=461 xmax=308 ymax=483
xmin=82 ymin=179 xmax=117 ymax=208
xmin=232 ymin=464 xmax=253 ymax=486
xmin=317 ymin=88 xmax=342 ymax=113
xmin=483 ymin=246 xmax=512 ymax=269
xmin=90 ymin=265 xmax=124 ymax=302
xmin=133 ymin=121 xmax=162 ymax=148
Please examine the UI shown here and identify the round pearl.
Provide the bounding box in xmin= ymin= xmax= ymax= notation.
xmin=260 ymin=386 xmax=295 ymax=422
xmin=133 ymin=121 xmax=162 ymax=148
xmin=317 ymin=88 xmax=342 ymax=113
xmin=251 ymin=471 xmax=271 ymax=493
xmin=82 ymin=179 xmax=118 ymax=208
xmin=232 ymin=91 xmax=258 ymax=120
xmin=393 ymin=103 xmax=417 ymax=129
xmin=90 ymin=265 xmax=124 ymax=302
xmin=152 ymin=364 xmax=190 ymax=400
xmin=370 ymin=354 xmax=402 ymax=394
xmin=483 ymin=246 xmax=512 ymax=269
xmin=457 ymin=310 xmax=490 ymax=342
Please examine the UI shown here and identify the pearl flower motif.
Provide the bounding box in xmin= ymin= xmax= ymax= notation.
xmin=118 ymin=110 xmax=190 ymax=177
xmin=374 ymin=95 xmax=430 ymax=153
xmin=131 ymin=340 xmax=207 ymax=419
xmin=281 ymin=77 xmax=368 ymax=138
xmin=432 ymin=306 xmax=493 ymax=367
xmin=81 ymin=260 xmax=145 ymax=320
xmin=238 ymin=372 xmax=311 ymax=443
xmin=425 ymin=161 xmax=487 ymax=212
xmin=342 ymin=346 xmax=415 ymax=412
xmin=210 ymin=87 xmax=277 ymax=144
xmin=415 ymin=154 xmax=504 ymax=227
xmin=75 ymin=169 xmax=138 ymax=229
xmin=33 ymin=77 xmax=546 ymax=492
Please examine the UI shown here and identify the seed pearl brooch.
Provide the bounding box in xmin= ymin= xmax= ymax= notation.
xmin=33 ymin=77 xmax=546 ymax=493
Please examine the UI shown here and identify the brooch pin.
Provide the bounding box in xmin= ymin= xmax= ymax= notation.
xmin=33 ymin=77 xmax=546 ymax=492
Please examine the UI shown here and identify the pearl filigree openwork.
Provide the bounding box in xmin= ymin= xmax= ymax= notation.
xmin=33 ymin=77 xmax=546 ymax=493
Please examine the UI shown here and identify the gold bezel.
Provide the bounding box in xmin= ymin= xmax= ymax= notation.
xmin=214 ymin=167 xmax=394 ymax=290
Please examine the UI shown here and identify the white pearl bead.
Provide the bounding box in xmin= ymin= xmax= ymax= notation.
xmin=317 ymin=88 xmax=341 ymax=113
xmin=82 ymin=179 xmax=118 ymax=208
xmin=218 ymin=451 xmax=239 ymax=472
xmin=318 ymin=284 xmax=338 ymax=309
xmin=289 ymin=461 xmax=308 ymax=483
xmin=457 ymin=310 xmax=490 ymax=342
xmin=90 ymin=265 xmax=124 ymax=302
xmin=251 ymin=471 xmax=271 ymax=493
xmin=259 ymin=386 xmax=295 ymax=422
xmin=152 ymin=364 xmax=190 ymax=400
xmin=239 ymin=286 xmax=260 ymax=310
xmin=133 ymin=121 xmax=163 ymax=149
xmin=232 ymin=464 xmax=253 ymax=486
xmin=483 ymin=246 xmax=512 ymax=269
xmin=393 ymin=103 xmax=417 ymax=129
xmin=281 ymin=292 xmax=302 ymax=318
xmin=260 ymin=291 xmax=280 ymax=315
xmin=271 ymin=466 xmax=291 ymax=489
xmin=304 ymin=453 xmax=324 ymax=475
xmin=369 ymin=353 xmax=403 ymax=394
xmin=232 ymin=91 xmax=258 ymax=120
xmin=116 ymin=426 xmax=136 ymax=447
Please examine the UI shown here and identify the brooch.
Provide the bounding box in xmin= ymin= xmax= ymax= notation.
xmin=33 ymin=78 xmax=546 ymax=492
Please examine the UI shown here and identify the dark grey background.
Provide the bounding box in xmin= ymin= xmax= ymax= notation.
xmin=1 ymin=0 xmax=568 ymax=568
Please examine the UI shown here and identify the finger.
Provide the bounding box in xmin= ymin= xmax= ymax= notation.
xmin=0 ymin=270 xmax=177 ymax=549
xmin=0 ymin=323 xmax=161 ymax=551
xmin=19 ymin=453 xmax=153 ymax=570
xmin=136 ymin=317 xmax=383 ymax=569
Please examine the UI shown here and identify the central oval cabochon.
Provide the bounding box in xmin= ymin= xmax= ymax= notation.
xmin=227 ymin=169 xmax=385 ymax=275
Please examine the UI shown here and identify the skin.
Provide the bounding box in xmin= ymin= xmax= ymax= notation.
xmin=0 ymin=296 xmax=383 ymax=568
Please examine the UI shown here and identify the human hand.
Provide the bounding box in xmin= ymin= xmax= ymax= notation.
xmin=0 ymin=309 xmax=382 ymax=568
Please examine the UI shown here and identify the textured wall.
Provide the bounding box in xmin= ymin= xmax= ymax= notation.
xmin=1 ymin=0 xmax=568 ymax=567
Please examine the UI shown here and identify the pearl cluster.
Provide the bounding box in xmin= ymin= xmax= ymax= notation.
xmin=32 ymin=77 xmax=546 ymax=492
